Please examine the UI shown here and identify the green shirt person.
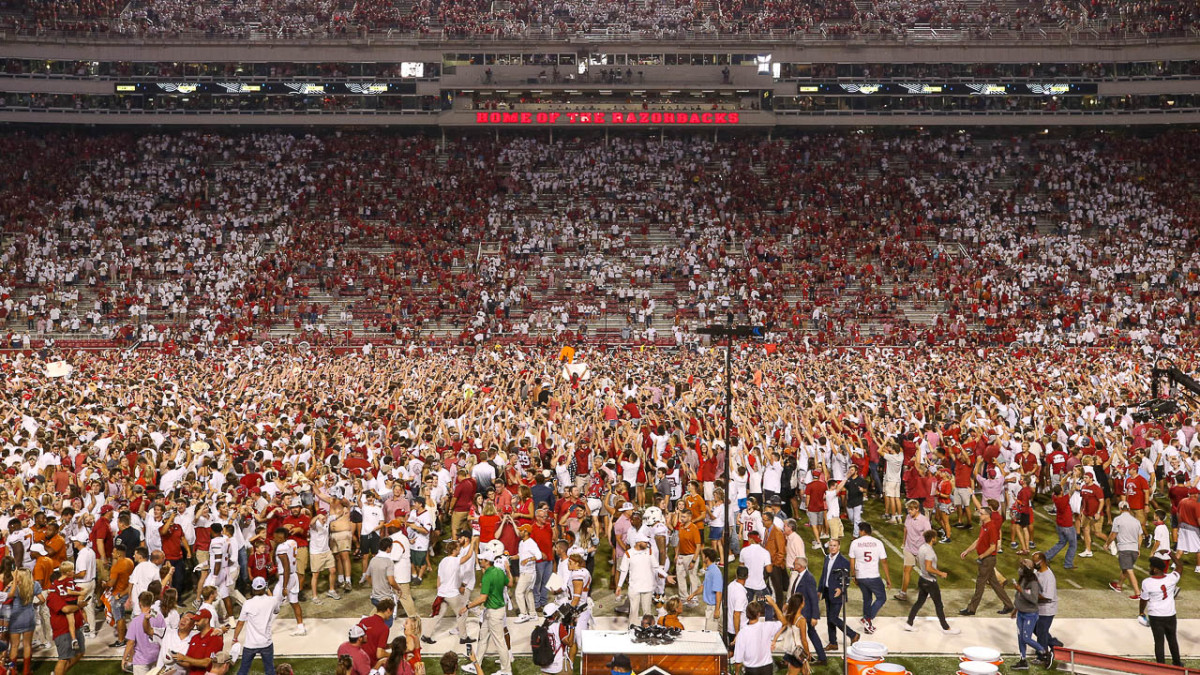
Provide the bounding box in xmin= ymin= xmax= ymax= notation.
xmin=460 ymin=552 xmax=513 ymax=673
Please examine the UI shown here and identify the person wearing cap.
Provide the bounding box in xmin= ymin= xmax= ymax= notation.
xmin=606 ymin=654 xmax=633 ymax=675
xmin=70 ymin=530 xmax=97 ymax=637
xmin=1105 ymin=501 xmax=1144 ymax=597
xmin=172 ymin=609 xmax=226 ymax=675
xmin=231 ymin=576 xmax=280 ymax=675
xmin=460 ymin=550 xmax=512 ymax=675
xmin=337 ymin=624 xmax=373 ymax=675
xmin=615 ymin=538 xmax=669 ymax=628
xmin=537 ymin=603 xmax=572 ymax=675
xmin=515 ymin=524 xmax=541 ymax=622
xmin=30 ymin=542 xmax=56 ymax=648
xmin=123 ymin=591 xmax=165 ymax=675
xmin=205 ymin=651 xmax=234 ymax=675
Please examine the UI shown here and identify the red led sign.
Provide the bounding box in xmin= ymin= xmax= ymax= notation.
xmin=474 ymin=111 xmax=741 ymax=126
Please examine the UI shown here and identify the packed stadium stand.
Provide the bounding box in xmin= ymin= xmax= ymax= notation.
xmin=0 ymin=0 xmax=1196 ymax=353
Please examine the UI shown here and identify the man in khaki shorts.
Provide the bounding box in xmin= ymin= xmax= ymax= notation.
xmin=308 ymin=510 xmax=339 ymax=603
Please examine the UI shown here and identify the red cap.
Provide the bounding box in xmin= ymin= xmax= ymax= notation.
xmin=194 ymin=609 xmax=213 ymax=622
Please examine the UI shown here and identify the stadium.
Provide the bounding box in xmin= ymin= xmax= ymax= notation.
xmin=0 ymin=3 xmax=1198 ymax=675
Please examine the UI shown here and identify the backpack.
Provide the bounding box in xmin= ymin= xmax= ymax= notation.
xmin=530 ymin=622 xmax=555 ymax=667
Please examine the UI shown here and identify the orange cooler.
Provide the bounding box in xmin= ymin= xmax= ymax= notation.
xmin=846 ymin=641 xmax=888 ymax=675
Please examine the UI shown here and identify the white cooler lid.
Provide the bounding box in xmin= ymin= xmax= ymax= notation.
xmin=849 ymin=641 xmax=889 ymax=659
xmin=958 ymin=661 xmax=999 ymax=675
xmin=873 ymin=664 xmax=907 ymax=673
xmin=961 ymin=646 xmax=1001 ymax=662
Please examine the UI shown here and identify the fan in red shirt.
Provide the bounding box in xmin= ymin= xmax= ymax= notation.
xmin=1121 ymin=465 xmax=1151 ymax=528
xmin=1011 ymin=476 xmax=1035 ymax=554
xmin=1078 ymin=473 xmax=1105 ymax=557
xmin=804 ymin=470 xmax=828 ymax=540
xmin=180 ymin=610 xmax=225 ymax=675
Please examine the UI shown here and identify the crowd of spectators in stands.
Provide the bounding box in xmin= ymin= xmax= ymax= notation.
xmin=0 ymin=129 xmax=1198 ymax=352
xmin=0 ymin=0 xmax=1194 ymax=37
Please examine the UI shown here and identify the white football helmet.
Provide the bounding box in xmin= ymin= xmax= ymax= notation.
xmin=643 ymin=506 xmax=665 ymax=528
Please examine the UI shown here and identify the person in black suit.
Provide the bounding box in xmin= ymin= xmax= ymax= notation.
xmin=818 ymin=538 xmax=860 ymax=651
xmin=788 ymin=557 xmax=827 ymax=666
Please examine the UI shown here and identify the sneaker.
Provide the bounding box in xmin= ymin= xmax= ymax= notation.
xmin=863 ymin=623 xmax=876 ymax=635
xmin=1109 ymin=581 xmax=1123 ymax=594
xmin=958 ymin=609 xmax=975 ymax=616
xmin=108 ymin=640 xmax=127 ymax=649
xmin=459 ymin=637 xmax=476 ymax=645
xmin=939 ymin=537 xmax=952 ymax=544
xmin=903 ymin=623 xmax=917 ymax=632
xmin=1062 ymin=565 xmax=1075 ymax=570
xmin=1079 ymin=551 xmax=1093 ymax=558
xmin=291 ymin=624 xmax=307 ymax=636
xmin=449 ymin=628 xmax=459 ymax=636
xmin=728 ymin=554 xmax=737 ymax=563
xmin=1010 ymin=541 xmax=1018 ymax=549
xmin=998 ymin=607 xmax=1015 ymax=615
xmin=893 ymin=592 xmax=908 ymax=601
xmin=515 ymin=614 xmax=531 ymax=623
xmin=685 ymin=599 xmax=699 ymax=607
xmin=1194 ymin=565 xmax=1200 ymax=574
xmin=1128 ymin=594 xmax=1141 ymax=600
xmin=1012 ymin=659 xmax=1030 ymax=671
xmin=326 ymin=590 xmax=341 ymax=600
xmin=421 ymin=636 xmax=436 ymax=645
xmin=311 ymin=597 xmax=325 ymax=606
xmin=942 ymin=627 xmax=962 ymax=635
xmin=1137 ymin=614 xmax=1150 ymax=627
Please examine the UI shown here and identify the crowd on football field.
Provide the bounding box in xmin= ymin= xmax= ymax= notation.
xmin=0 ymin=340 xmax=1197 ymax=672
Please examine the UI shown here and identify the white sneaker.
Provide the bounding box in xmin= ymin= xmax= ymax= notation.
xmin=1194 ymin=565 xmax=1200 ymax=574
xmin=942 ymin=627 xmax=962 ymax=635
xmin=327 ymin=590 xmax=341 ymax=600
xmin=515 ymin=614 xmax=532 ymax=624
xmin=291 ymin=624 xmax=308 ymax=636
xmin=903 ymin=623 xmax=918 ymax=632
xmin=449 ymin=628 xmax=459 ymax=636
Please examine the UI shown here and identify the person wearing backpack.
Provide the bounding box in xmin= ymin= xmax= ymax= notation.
xmin=530 ymin=603 xmax=572 ymax=674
